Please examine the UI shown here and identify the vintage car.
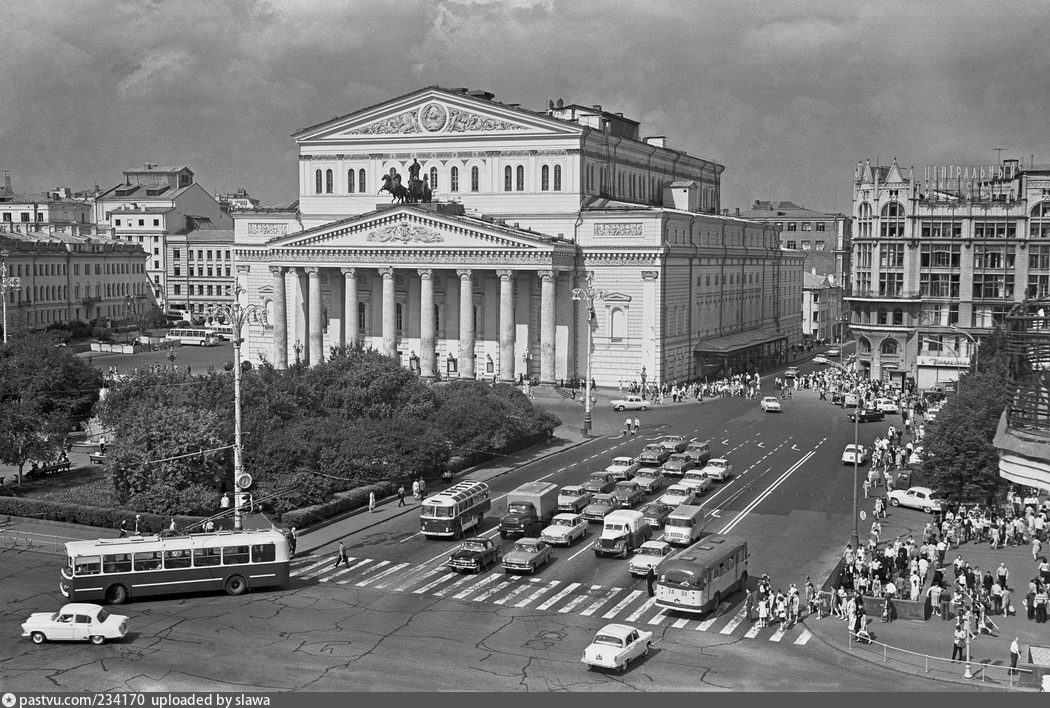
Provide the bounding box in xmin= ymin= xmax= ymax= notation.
xmin=784 ymin=366 xmax=800 ymax=379
xmin=842 ymin=444 xmax=870 ymax=465
xmin=581 ymin=493 xmax=619 ymax=523
xmin=812 ymin=355 xmax=829 ymax=365
xmin=612 ymin=480 xmax=646 ymax=509
xmin=639 ymin=501 xmax=676 ymax=530
xmin=582 ymin=471 xmax=617 ymax=495
xmin=847 ymin=408 xmax=885 ymax=423
xmin=873 ymin=397 xmax=901 ymax=414
xmin=659 ymin=484 xmax=697 ymax=508
xmin=631 ymin=467 xmax=671 ymax=495
xmin=702 ymin=458 xmax=734 ymax=482
xmin=611 ymin=395 xmax=649 ymax=412
xmin=683 ymin=441 xmax=711 ymax=466
xmin=627 ymin=540 xmax=675 ymax=577
xmin=826 ymin=347 xmax=841 ymax=357
xmin=886 ymin=486 xmax=946 ymax=514
xmin=660 ymin=435 xmax=688 ymax=453
xmin=557 ymin=485 xmax=593 ymax=513
xmin=636 ymin=444 xmax=671 ymax=467
xmin=679 ymin=470 xmax=713 ymax=496
xmin=605 ymin=456 xmax=642 ymax=481
xmin=539 ymin=513 xmax=589 ymax=547
xmin=447 ymin=537 xmax=502 ymax=573
xmin=21 ymin=603 xmax=129 ymax=645
xmin=660 ymin=454 xmax=696 ymax=478
xmin=582 ymin=623 xmax=654 ymax=672
xmin=760 ymin=396 xmax=782 ymax=412
xmin=501 ymin=538 xmax=552 ymax=575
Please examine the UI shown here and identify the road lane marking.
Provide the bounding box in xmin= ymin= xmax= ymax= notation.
xmin=493 ymin=577 xmax=538 ymax=605
xmin=743 ymin=622 xmax=762 ymax=638
xmin=768 ymin=624 xmax=787 ymax=642
xmin=452 ymin=572 xmax=503 ymax=599
xmin=720 ymin=607 xmax=747 ymax=634
xmin=318 ymin=565 xmax=357 ymax=583
xmin=558 ymin=586 xmax=599 ymax=613
xmin=719 ymin=451 xmax=815 ymax=534
xmin=375 ymin=562 xmax=429 ymax=590
xmin=648 ymin=608 xmax=670 ymax=625
xmin=580 ymin=587 xmax=622 ymax=616
xmin=398 ymin=532 xmax=422 ymax=544
xmin=433 ymin=571 xmax=482 ymax=597
xmin=603 ymin=590 xmax=643 ymax=619
xmin=351 ymin=560 xmax=394 ymax=586
xmin=671 ymin=616 xmax=690 ymax=629
xmin=390 ymin=564 xmax=442 ymax=592
xmin=473 ymin=576 xmax=520 ymax=601
xmin=335 ymin=558 xmax=380 ymax=583
xmin=413 ymin=571 xmax=457 ymax=594
xmin=566 ymin=540 xmax=597 ymax=563
xmin=625 ymin=596 xmax=658 ymax=622
xmin=536 ymin=582 xmax=580 ymax=610
xmin=292 ymin=559 xmax=331 ymax=578
xmin=794 ymin=629 xmax=813 ymax=645
xmin=697 ymin=607 xmax=723 ymax=631
xmin=516 ymin=580 xmax=561 ymax=608
xmin=306 ymin=558 xmax=359 ymax=579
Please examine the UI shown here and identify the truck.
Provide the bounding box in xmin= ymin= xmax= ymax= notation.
xmin=592 ymin=509 xmax=653 ymax=559
xmin=499 ymin=481 xmax=559 ymax=539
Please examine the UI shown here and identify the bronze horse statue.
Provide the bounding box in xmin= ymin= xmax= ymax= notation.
xmin=378 ymin=173 xmax=409 ymax=203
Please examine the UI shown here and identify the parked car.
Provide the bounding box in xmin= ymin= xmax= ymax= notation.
xmin=637 ymin=444 xmax=671 ymax=466
xmin=842 ymin=444 xmax=870 ymax=465
xmin=679 ymin=470 xmax=713 ymax=496
xmin=582 ymin=471 xmax=616 ymax=495
xmin=627 ymin=540 xmax=675 ymax=576
xmin=826 ymin=347 xmax=841 ymax=357
xmin=926 ymin=405 xmax=942 ymax=421
xmin=660 ymin=435 xmax=688 ymax=453
xmin=703 ymin=458 xmax=734 ymax=482
xmin=886 ymin=486 xmax=946 ymax=514
xmin=813 ymin=355 xmax=829 ymax=365
xmin=611 ymin=395 xmax=649 ymax=412
xmin=582 ymin=624 xmax=653 ymax=672
xmin=639 ymin=501 xmax=675 ymax=530
xmin=605 ymin=456 xmax=642 ymax=481
xmin=501 ymin=538 xmax=552 ymax=574
xmin=21 ymin=603 xmax=129 ymax=645
xmin=557 ymin=485 xmax=593 ymax=513
xmin=760 ymin=396 xmax=782 ymax=412
xmin=847 ymin=408 xmax=885 ymax=423
xmin=784 ymin=367 xmax=800 ymax=379
xmin=660 ymin=454 xmax=696 ymax=478
xmin=581 ymin=493 xmax=619 ymax=522
xmin=659 ymin=484 xmax=697 ymax=507
xmin=684 ymin=441 xmax=711 ymax=466
xmin=539 ymin=513 xmax=589 ymax=547
xmin=447 ymin=537 xmax=503 ymax=573
xmin=873 ymin=398 xmax=900 ymax=414
xmin=612 ymin=480 xmax=646 ymax=509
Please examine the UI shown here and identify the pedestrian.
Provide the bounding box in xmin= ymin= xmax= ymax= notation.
xmin=758 ymin=596 xmax=769 ymax=627
xmin=397 ymin=484 xmax=407 ymax=506
xmin=646 ymin=566 xmax=656 ymax=597
xmin=951 ymin=622 xmax=967 ymax=662
xmin=368 ymin=491 xmax=377 ymax=513
xmin=220 ymin=492 xmax=231 ymax=510
xmin=1009 ymin=636 xmax=1020 ymax=675
xmin=419 ymin=478 xmax=427 ymax=501
xmin=1033 ymin=536 xmax=1042 ymax=562
xmin=744 ymin=587 xmax=755 ymax=621
xmin=169 ymin=517 xmax=176 ymax=532
xmin=118 ymin=519 xmax=127 ymax=538
xmin=412 ymin=479 xmax=420 ymax=501
xmin=98 ymin=436 xmax=107 ymax=455
xmin=134 ymin=513 xmax=141 ymax=534
xmin=285 ymin=526 xmax=297 ymax=555
xmin=623 ymin=418 xmax=631 ymax=437
xmin=333 ymin=541 xmax=348 ymax=568
xmin=633 ymin=417 xmax=640 ymax=436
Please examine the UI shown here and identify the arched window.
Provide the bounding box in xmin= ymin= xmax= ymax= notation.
xmin=471 ymin=166 xmax=480 ymax=192
xmin=858 ymin=336 xmax=871 ymax=354
xmin=325 ymin=169 xmax=333 ymax=193
xmin=877 ymin=307 xmax=888 ymax=325
xmin=429 ymin=167 xmax=438 ymax=191
xmin=554 ymin=165 xmax=562 ymax=191
xmin=358 ymin=168 xmax=366 ymax=193
xmin=610 ymin=308 xmax=626 ymax=341
xmin=347 ymin=169 xmax=355 ymax=193
xmin=516 ymin=165 xmax=525 ymax=191
xmin=880 ymin=201 xmax=905 ymax=238
xmin=892 ymin=308 xmax=904 ymax=325
xmin=450 ymin=166 xmax=459 ymax=192
xmin=315 ymin=169 xmax=323 ymax=194
xmin=881 ymin=338 xmax=899 ymax=355
xmin=541 ymin=165 xmax=550 ymax=191
xmin=504 ymin=166 xmax=512 ymax=192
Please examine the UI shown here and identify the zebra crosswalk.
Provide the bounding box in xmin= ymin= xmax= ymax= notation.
xmin=289 ymin=555 xmax=812 ymax=645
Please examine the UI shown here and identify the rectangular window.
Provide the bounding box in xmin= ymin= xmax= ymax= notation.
xmin=786 ymin=241 xmax=797 ymax=250
xmin=225 ymin=266 xmax=231 ymax=277
xmin=138 ymin=219 xmax=144 ymax=226
xmin=207 ymin=267 xmax=213 ymax=277
xmin=173 ymin=284 xmax=181 ymax=295
xmin=225 ymin=250 xmax=230 ymax=260
xmin=786 ymin=223 xmax=797 ymax=231
xmin=815 ymin=241 xmax=826 ymax=250
xmin=251 ymin=544 xmax=276 ymax=563
xmin=223 ymin=545 xmax=250 ymax=565
xmin=206 ymin=250 xmax=213 ymax=260
xmin=1 ymin=213 xmax=9 ymax=222
xmin=802 ymin=223 xmax=812 ymax=231
xmin=816 ymin=223 xmax=826 ymax=232
xmin=188 ymin=250 xmax=194 ymax=260
xmin=133 ymin=551 xmax=162 ymax=571
xmin=207 ymin=285 xmax=213 ymax=296
xmin=193 ymin=547 xmax=222 ymax=567
xmin=920 ymin=244 xmax=961 ymax=268
xmin=173 ymin=249 xmax=181 ymax=259
xmin=153 ymin=219 xmax=160 ymax=226
xmin=102 ymin=554 xmax=132 ymax=574
xmin=878 ymin=272 xmax=904 ymax=296
xmin=163 ymin=550 xmax=192 ymax=569
xmin=74 ymin=556 xmax=101 ymax=576
xmin=198 ymin=250 xmax=203 ymax=260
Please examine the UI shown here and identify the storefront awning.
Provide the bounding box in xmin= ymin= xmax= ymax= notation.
xmin=693 ymin=328 xmax=785 ymax=354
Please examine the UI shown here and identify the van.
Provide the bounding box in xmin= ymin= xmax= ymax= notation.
xmin=662 ymin=505 xmax=705 ymax=546
xmin=592 ymin=510 xmax=653 ymax=558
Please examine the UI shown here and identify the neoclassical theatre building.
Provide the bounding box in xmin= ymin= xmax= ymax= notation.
xmin=235 ymin=87 xmax=802 ymax=385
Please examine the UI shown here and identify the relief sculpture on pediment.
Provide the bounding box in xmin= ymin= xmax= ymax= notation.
xmin=447 ymin=108 xmax=528 ymax=133
xmin=367 ymin=221 xmax=445 ymax=244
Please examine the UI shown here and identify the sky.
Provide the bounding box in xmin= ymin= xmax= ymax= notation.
xmin=3 ymin=0 xmax=1050 ymax=215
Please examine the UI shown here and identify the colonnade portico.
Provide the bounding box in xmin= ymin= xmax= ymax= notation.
xmin=267 ymin=264 xmax=564 ymax=383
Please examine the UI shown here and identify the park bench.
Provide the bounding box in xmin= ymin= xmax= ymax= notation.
xmin=24 ymin=459 xmax=72 ymax=480
xmin=89 ymin=452 xmax=107 ymax=465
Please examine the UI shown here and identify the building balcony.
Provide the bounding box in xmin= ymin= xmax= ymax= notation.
xmin=81 ymin=296 xmax=101 ymax=304
xmin=845 ymin=289 xmax=923 ymax=302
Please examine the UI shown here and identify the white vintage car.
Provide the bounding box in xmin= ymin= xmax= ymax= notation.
xmin=582 ymin=623 xmax=654 ymax=672
xmin=627 ymin=540 xmax=675 ymax=576
xmin=760 ymin=396 xmax=782 ymax=412
xmin=605 ymin=456 xmax=642 ymax=481
xmin=22 ymin=603 xmax=129 ymax=645
xmin=659 ymin=484 xmax=696 ymax=507
xmin=539 ymin=513 xmax=589 ymax=546
xmin=611 ymin=395 xmax=649 ymax=411
xmin=703 ymin=457 xmax=734 ymax=482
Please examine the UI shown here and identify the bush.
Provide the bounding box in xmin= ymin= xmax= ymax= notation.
xmin=280 ymin=481 xmax=396 ymax=527
xmin=0 ymin=496 xmax=202 ymax=532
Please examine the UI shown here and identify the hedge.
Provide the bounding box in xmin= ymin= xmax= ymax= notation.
xmin=280 ymin=481 xmax=396 ymax=528
xmin=0 ymin=497 xmax=203 ymax=534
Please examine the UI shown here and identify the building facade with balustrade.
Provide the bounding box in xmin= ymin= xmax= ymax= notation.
xmin=236 ymin=87 xmax=803 ymax=385
xmin=847 ymin=157 xmax=1050 ymax=389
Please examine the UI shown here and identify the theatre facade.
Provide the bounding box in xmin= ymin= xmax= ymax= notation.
xmin=234 ymin=87 xmax=802 ymax=385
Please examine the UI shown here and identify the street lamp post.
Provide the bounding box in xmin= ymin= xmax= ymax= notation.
xmin=293 ymin=337 xmax=303 ymax=366
xmin=205 ymin=285 xmax=268 ymax=532
xmin=948 ymin=324 xmax=980 ymax=374
xmin=572 ymin=277 xmax=607 ymax=438
xmin=827 ymin=358 xmax=862 ymax=551
xmin=0 ymin=249 xmax=22 ymax=345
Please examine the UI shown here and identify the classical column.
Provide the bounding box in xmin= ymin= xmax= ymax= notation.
xmin=380 ymin=266 xmax=397 ymax=359
xmin=341 ymin=267 xmax=357 ymax=347
xmin=641 ymin=270 xmax=659 ymax=381
xmin=497 ymin=269 xmax=515 ymax=383
xmin=457 ymin=268 xmax=475 ymax=379
xmin=270 ymin=266 xmax=287 ymax=369
xmin=418 ymin=268 xmax=436 ymax=378
xmin=285 ymin=267 xmax=302 ymax=364
xmin=307 ymin=267 xmax=323 ymax=366
xmin=539 ymin=270 xmax=556 ymax=384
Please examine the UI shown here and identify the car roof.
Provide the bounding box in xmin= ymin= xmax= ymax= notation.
xmin=598 ymin=623 xmax=637 ymax=638
xmin=611 ymin=456 xmax=634 ymax=463
xmin=59 ymin=603 xmax=104 ymax=614
xmin=640 ymin=540 xmax=671 ymax=550
xmin=553 ymin=512 xmax=581 ymax=520
xmin=708 ymin=458 xmax=727 ymax=463
xmin=906 ymin=486 xmax=935 ymax=493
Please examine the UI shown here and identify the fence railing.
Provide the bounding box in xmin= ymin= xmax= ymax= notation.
xmin=0 ymin=528 xmax=71 ymax=555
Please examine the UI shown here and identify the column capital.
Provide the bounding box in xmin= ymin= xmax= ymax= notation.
xmin=641 ymin=270 xmax=660 ymax=281
xmin=456 ymin=268 xmax=473 ymax=280
xmin=379 ymin=266 xmax=395 ymax=278
xmin=417 ymin=268 xmax=434 ymax=279
xmin=537 ymin=270 xmax=555 ymax=283
xmin=340 ymin=267 xmax=357 ymax=277
xmin=269 ymin=265 xmax=284 ymax=277
xmin=236 ymin=264 xmax=251 ymax=274
xmin=304 ymin=266 xmax=320 ymax=276
xmin=496 ymin=269 xmax=514 ymax=281
xmin=285 ymin=267 xmax=301 ymax=276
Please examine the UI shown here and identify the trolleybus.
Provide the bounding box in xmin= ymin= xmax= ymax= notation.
xmin=420 ymin=480 xmax=492 ymax=539
xmin=59 ymin=529 xmax=290 ymax=605
xmin=165 ymin=327 xmax=219 ymax=346
xmin=654 ymin=534 xmax=748 ymax=614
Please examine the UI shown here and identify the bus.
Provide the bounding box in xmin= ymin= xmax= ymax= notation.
xmin=205 ymin=323 xmax=234 ymax=340
xmin=420 ymin=480 xmax=492 ymax=539
xmin=59 ymin=529 xmax=290 ymax=605
xmin=654 ymin=534 xmax=748 ymax=614
xmin=166 ymin=328 xmax=219 ymax=346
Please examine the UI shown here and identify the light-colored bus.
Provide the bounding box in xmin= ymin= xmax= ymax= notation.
xmin=205 ymin=323 xmax=234 ymax=340
xmin=59 ymin=530 xmax=291 ymax=605
xmin=661 ymin=505 xmax=705 ymax=546
xmin=654 ymin=534 xmax=748 ymax=614
xmin=420 ymin=480 xmax=492 ymax=539
xmin=166 ymin=328 xmax=219 ymax=346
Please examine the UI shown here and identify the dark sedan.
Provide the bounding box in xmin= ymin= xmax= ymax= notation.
xmin=847 ymin=408 xmax=885 ymax=423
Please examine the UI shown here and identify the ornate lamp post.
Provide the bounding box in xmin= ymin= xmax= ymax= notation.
xmin=826 ymin=358 xmax=862 ymax=552
xmin=0 ymin=249 xmax=21 ymax=345
xmin=571 ymin=276 xmax=607 ymax=438
xmin=205 ymin=284 xmax=268 ymax=531
xmin=292 ymin=337 xmax=303 ymax=366
xmin=639 ymin=366 xmax=648 ymax=400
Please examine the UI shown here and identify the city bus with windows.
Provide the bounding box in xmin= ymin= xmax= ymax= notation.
xmin=420 ymin=480 xmax=492 ymax=539
xmin=165 ymin=328 xmax=219 ymax=346
xmin=204 ymin=323 xmax=234 ymax=340
xmin=654 ymin=534 xmax=748 ymax=614
xmin=59 ymin=530 xmax=290 ymax=605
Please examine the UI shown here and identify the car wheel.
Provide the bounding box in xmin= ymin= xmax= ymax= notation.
xmin=922 ymin=506 xmax=932 ymax=514
xmin=90 ymin=635 xmax=106 ymax=645
xmin=616 ymin=405 xmax=625 ymax=411
xmin=224 ymin=574 xmax=247 ymax=596
xmin=30 ymin=631 xmax=46 ymax=644
xmin=105 ymin=584 xmax=129 ymax=605
xmin=617 ymin=661 xmax=627 ymax=673
xmin=640 ymin=406 xmax=648 ymax=411
xmin=890 ymin=498 xmax=901 ymax=507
